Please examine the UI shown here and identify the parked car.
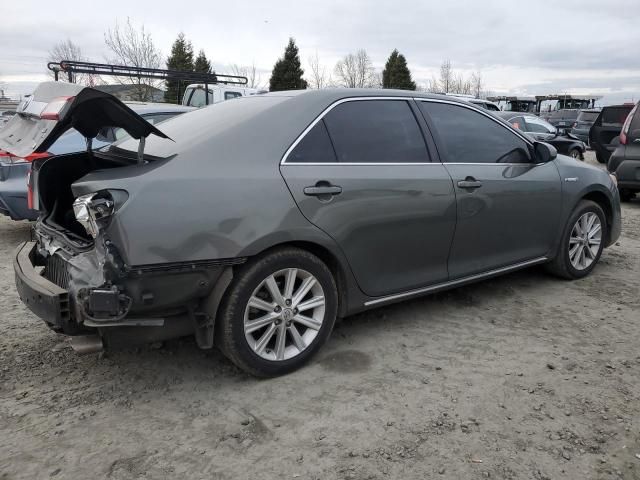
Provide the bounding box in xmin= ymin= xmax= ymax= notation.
xmin=571 ymin=109 xmax=601 ymax=144
xmin=182 ymin=84 xmax=265 ymax=107
xmin=469 ymin=99 xmax=500 ymax=111
xmin=444 ymin=94 xmax=499 ymax=111
xmin=607 ymin=101 xmax=640 ymax=201
xmin=0 ymin=101 xmax=193 ymax=220
xmin=589 ymin=104 xmax=635 ymax=164
xmin=547 ymin=109 xmax=582 ymax=129
xmin=495 ymin=112 xmax=586 ymax=159
xmin=6 ymin=83 xmax=621 ymax=377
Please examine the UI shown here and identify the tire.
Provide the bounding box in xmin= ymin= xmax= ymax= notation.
xmin=545 ymin=200 xmax=607 ymax=280
xmin=619 ymin=189 xmax=635 ymax=202
xmin=569 ymin=148 xmax=582 ymax=160
xmin=216 ymin=247 xmax=338 ymax=377
xmin=596 ymin=152 xmax=606 ymax=164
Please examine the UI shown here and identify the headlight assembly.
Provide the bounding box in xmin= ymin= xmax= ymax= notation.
xmin=72 ymin=192 xmax=115 ymax=238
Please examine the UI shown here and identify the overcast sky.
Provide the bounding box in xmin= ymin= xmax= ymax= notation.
xmin=2 ymin=0 xmax=639 ymax=104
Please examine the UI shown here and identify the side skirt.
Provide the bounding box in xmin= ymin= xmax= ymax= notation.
xmin=364 ymin=256 xmax=548 ymax=307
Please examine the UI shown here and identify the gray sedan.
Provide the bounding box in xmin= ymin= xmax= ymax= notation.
xmin=5 ymin=83 xmax=621 ymax=377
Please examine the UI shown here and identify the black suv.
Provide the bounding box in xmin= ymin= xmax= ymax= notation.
xmin=589 ymin=104 xmax=635 ymax=164
xmin=608 ymin=102 xmax=640 ymax=201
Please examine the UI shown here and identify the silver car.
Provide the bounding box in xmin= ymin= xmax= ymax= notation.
xmin=5 ymin=83 xmax=621 ymax=377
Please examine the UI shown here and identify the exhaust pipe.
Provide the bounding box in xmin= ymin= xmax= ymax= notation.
xmin=70 ymin=335 xmax=104 ymax=354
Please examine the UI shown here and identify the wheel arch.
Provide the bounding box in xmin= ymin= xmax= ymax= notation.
xmin=580 ymin=189 xmax=613 ymax=244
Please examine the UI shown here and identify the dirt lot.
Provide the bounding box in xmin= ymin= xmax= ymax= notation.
xmin=1 ymin=153 xmax=639 ymax=480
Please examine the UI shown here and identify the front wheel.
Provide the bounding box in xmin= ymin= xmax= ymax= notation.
xmin=569 ymin=148 xmax=582 ymax=160
xmin=217 ymin=247 xmax=338 ymax=377
xmin=545 ymin=200 xmax=607 ymax=279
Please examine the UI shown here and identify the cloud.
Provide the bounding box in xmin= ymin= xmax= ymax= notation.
xmin=1 ymin=0 xmax=639 ymax=103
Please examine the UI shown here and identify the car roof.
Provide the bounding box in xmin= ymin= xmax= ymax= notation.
xmin=260 ymin=88 xmax=489 ymax=106
xmin=123 ymin=102 xmax=195 ymax=115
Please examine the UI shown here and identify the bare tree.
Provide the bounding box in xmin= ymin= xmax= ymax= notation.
xmin=307 ymin=51 xmax=330 ymax=89
xmin=334 ymin=49 xmax=376 ymax=88
xmin=47 ymin=39 xmax=95 ymax=84
xmin=438 ymin=59 xmax=454 ymax=94
xmin=104 ymin=18 xmax=163 ymax=101
xmin=470 ymin=70 xmax=483 ymax=98
xmin=230 ymin=63 xmax=263 ymax=89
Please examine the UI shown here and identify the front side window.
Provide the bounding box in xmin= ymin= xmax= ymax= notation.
xmin=420 ymin=102 xmax=531 ymax=164
xmin=322 ymin=100 xmax=429 ymax=163
xmin=287 ymin=120 xmax=337 ymax=163
xmin=525 ymin=116 xmax=555 ymax=134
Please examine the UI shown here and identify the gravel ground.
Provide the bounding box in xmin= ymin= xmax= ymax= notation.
xmin=1 ymin=153 xmax=639 ymax=480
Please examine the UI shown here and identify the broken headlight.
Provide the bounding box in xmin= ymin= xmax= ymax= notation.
xmin=72 ymin=192 xmax=115 ymax=238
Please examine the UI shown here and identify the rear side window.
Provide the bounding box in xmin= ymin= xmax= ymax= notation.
xmin=525 ymin=116 xmax=555 ymax=134
xmin=602 ymin=106 xmax=634 ymax=126
xmin=577 ymin=111 xmax=599 ymax=122
xmin=420 ymin=102 xmax=531 ymax=164
xmin=323 ymin=100 xmax=429 ymax=163
xmin=288 ymin=120 xmax=337 ymax=163
xmin=624 ymin=104 xmax=640 ymax=142
xmin=225 ymin=91 xmax=242 ymax=100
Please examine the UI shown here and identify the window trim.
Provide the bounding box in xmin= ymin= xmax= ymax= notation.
xmin=281 ymin=96 xmax=436 ymax=166
xmin=281 ymin=96 xmax=536 ymax=166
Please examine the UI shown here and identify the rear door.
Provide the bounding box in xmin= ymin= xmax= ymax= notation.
xmin=280 ymin=98 xmax=457 ymax=297
xmin=418 ymin=100 xmax=562 ymax=279
xmin=589 ymin=105 xmax=633 ymax=163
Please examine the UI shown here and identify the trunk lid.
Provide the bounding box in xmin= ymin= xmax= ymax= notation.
xmin=0 ymin=82 xmax=168 ymax=159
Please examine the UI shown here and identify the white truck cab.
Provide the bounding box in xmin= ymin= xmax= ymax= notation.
xmin=182 ymin=84 xmax=264 ymax=107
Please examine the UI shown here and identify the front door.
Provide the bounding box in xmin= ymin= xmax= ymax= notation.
xmin=281 ymin=99 xmax=457 ymax=297
xmin=418 ymin=100 xmax=562 ymax=279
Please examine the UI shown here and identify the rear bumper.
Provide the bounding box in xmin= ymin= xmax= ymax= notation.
xmin=609 ymin=147 xmax=640 ymax=192
xmin=14 ymin=241 xmax=71 ymax=330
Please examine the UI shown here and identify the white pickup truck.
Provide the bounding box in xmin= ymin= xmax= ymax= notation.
xmin=182 ymin=84 xmax=265 ymax=107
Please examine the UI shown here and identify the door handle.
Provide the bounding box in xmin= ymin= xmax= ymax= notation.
xmin=304 ymin=184 xmax=342 ymax=196
xmin=457 ymin=178 xmax=482 ymax=190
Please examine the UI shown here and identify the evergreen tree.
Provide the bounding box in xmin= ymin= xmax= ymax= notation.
xmin=194 ymin=49 xmax=212 ymax=74
xmin=382 ymin=49 xmax=416 ymax=91
xmin=269 ymin=38 xmax=307 ymax=91
xmin=165 ymin=33 xmax=194 ymax=103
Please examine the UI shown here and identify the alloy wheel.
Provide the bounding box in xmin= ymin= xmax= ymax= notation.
xmin=244 ymin=268 xmax=326 ymax=361
xmin=568 ymin=212 xmax=602 ymax=270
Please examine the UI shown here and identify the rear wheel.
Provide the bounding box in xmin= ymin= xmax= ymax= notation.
xmin=545 ymin=200 xmax=607 ymax=279
xmin=596 ymin=152 xmax=606 ymax=164
xmin=217 ymin=247 xmax=338 ymax=377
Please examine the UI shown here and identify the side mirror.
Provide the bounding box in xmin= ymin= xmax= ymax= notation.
xmin=534 ymin=142 xmax=557 ymax=163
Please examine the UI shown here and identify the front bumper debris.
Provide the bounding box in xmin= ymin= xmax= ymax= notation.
xmin=14 ymin=241 xmax=71 ymax=331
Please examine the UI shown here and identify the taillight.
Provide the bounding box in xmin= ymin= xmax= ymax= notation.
xmin=620 ymin=105 xmax=637 ymax=145
xmin=40 ymin=96 xmax=75 ymax=120
xmin=27 ymin=168 xmax=34 ymax=210
xmin=0 ymin=150 xmax=49 ymax=164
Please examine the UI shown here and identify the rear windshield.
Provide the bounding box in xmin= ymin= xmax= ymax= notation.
xmin=577 ymin=111 xmax=599 ymax=122
xmin=602 ymin=106 xmax=634 ymax=126
xmin=111 ymin=95 xmax=290 ymax=158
